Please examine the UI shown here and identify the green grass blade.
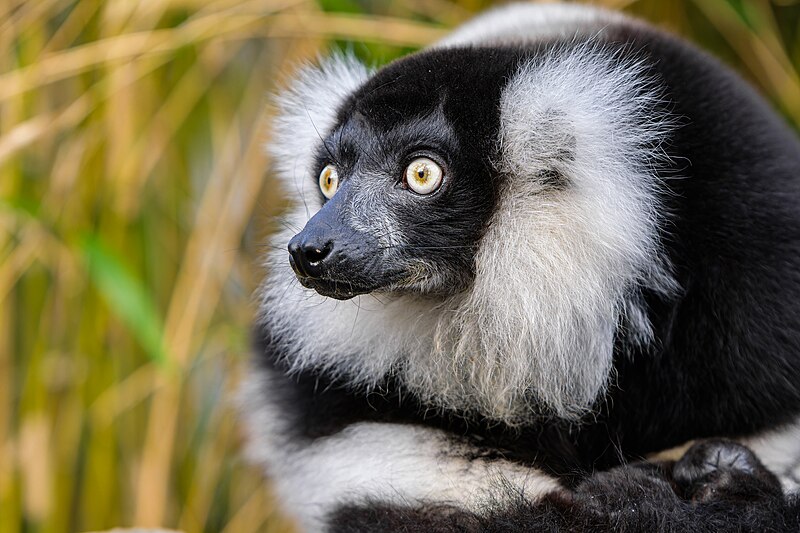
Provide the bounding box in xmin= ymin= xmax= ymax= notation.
xmin=80 ymin=235 xmax=170 ymax=369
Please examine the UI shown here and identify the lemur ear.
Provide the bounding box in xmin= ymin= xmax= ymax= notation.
xmin=498 ymin=46 xmax=673 ymax=196
xmin=498 ymin=107 xmax=576 ymax=189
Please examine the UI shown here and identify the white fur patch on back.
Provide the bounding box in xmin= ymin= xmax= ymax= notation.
xmin=240 ymin=371 xmax=562 ymax=532
xmin=435 ymin=3 xmax=629 ymax=48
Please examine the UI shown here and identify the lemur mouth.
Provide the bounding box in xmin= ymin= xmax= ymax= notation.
xmin=296 ymin=276 xmax=374 ymax=300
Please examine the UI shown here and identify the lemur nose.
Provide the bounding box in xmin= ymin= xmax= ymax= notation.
xmin=288 ymin=237 xmax=332 ymax=278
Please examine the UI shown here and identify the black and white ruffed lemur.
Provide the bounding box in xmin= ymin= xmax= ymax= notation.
xmin=241 ymin=3 xmax=800 ymax=531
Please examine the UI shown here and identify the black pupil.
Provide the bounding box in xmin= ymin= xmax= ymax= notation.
xmin=417 ymin=169 xmax=425 ymax=179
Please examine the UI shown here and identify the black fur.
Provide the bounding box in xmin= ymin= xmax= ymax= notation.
xmin=603 ymin=22 xmax=800 ymax=457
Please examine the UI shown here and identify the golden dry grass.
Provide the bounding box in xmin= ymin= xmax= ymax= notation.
xmin=1 ymin=1 xmax=798 ymax=532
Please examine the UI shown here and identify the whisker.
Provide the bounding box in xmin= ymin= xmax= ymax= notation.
xmin=275 ymin=273 xmax=299 ymax=304
xmin=350 ymin=294 xmax=362 ymax=337
xmin=275 ymin=218 xmax=302 ymax=234
xmin=292 ymin=156 xmax=311 ymax=221
xmin=255 ymin=243 xmax=290 ymax=252
xmin=379 ymin=244 xmax=476 ymax=251
xmin=369 ymin=293 xmax=388 ymax=305
xmin=305 ymin=104 xmax=340 ymax=167
xmin=363 ymin=74 xmax=403 ymax=96
xmin=262 ymin=214 xmax=301 ymax=230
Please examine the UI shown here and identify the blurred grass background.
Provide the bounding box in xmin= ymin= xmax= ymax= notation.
xmin=1 ymin=0 xmax=798 ymax=532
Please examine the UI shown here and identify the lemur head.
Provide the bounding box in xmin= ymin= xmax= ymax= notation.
xmin=262 ymin=44 xmax=677 ymax=424
xmin=287 ymin=48 xmax=516 ymax=300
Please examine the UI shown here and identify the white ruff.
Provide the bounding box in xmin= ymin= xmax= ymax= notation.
xmin=259 ymin=40 xmax=676 ymax=424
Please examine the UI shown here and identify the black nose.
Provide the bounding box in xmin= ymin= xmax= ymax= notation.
xmin=288 ymin=237 xmax=333 ymax=278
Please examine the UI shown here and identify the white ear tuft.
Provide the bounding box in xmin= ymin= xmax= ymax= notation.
xmin=268 ymin=52 xmax=371 ymax=213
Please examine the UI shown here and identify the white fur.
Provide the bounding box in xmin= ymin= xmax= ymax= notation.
xmin=240 ymin=371 xmax=563 ymax=532
xmin=477 ymin=44 xmax=678 ymax=418
xmin=743 ymin=417 xmax=800 ymax=493
xmin=259 ymin=37 xmax=676 ymax=424
xmin=268 ymin=52 xmax=371 ymax=220
xmin=435 ymin=3 xmax=630 ymax=48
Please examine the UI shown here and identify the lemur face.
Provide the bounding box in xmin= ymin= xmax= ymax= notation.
xmin=287 ymin=48 xmax=518 ymax=300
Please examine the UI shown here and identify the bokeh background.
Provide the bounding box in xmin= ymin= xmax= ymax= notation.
xmin=2 ymin=0 xmax=799 ymax=531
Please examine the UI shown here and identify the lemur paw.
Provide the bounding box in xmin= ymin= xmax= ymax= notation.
xmin=673 ymin=439 xmax=783 ymax=503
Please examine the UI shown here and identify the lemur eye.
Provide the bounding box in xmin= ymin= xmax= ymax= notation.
xmin=405 ymin=157 xmax=443 ymax=195
xmin=319 ymin=165 xmax=339 ymax=199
